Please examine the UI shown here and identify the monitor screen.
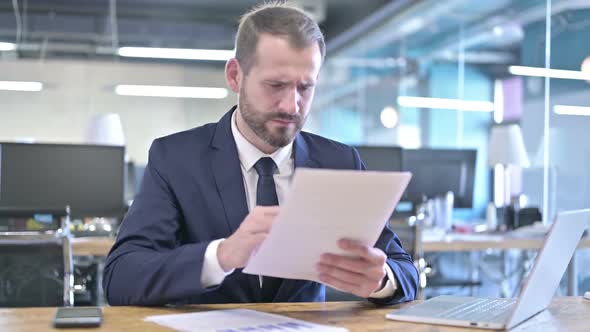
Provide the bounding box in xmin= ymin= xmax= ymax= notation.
xmin=124 ymin=162 xmax=147 ymax=203
xmin=354 ymin=146 xmax=403 ymax=172
xmin=0 ymin=143 xmax=125 ymax=218
xmin=402 ymin=148 xmax=476 ymax=208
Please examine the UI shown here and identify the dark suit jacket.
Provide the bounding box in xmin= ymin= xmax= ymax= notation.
xmin=103 ymin=107 xmax=418 ymax=305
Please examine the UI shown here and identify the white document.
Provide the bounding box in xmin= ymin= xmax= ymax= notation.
xmin=243 ymin=168 xmax=411 ymax=282
xmin=144 ymin=309 xmax=348 ymax=332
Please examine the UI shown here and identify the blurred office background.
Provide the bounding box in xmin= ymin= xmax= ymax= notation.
xmin=0 ymin=0 xmax=589 ymax=306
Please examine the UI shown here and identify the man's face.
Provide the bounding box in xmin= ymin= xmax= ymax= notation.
xmin=238 ymin=34 xmax=322 ymax=148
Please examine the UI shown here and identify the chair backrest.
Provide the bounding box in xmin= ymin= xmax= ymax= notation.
xmin=389 ymin=218 xmax=422 ymax=261
xmin=0 ymin=207 xmax=73 ymax=307
xmin=389 ymin=217 xmax=427 ymax=299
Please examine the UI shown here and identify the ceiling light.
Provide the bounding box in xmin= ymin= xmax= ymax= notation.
xmin=493 ymin=26 xmax=504 ymax=37
xmin=0 ymin=81 xmax=43 ymax=92
xmin=380 ymin=106 xmax=399 ymax=128
xmin=582 ymin=56 xmax=590 ymax=77
xmin=554 ymin=105 xmax=590 ymax=116
xmin=115 ymin=85 xmax=228 ymax=99
xmin=398 ymin=96 xmax=494 ymax=112
xmin=582 ymin=56 xmax=590 ymax=71
xmin=118 ymin=47 xmax=234 ymax=61
xmin=0 ymin=42 xmax=16 ymax=51
xmin=509 ymin=65 xmax=590 ymax=81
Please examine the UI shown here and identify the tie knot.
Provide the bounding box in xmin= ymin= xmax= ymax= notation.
xmin=254 ymin=157 xmax=277 ymax=177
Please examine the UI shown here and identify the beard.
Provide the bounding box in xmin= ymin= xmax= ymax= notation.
xmin=239 ymin=86 xmax=305 ymax=148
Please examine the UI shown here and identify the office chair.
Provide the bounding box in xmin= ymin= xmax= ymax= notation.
xmin=389 ymin=217 xmax=428 ymax=300
xmin=0 ymin=207 xmax=74 ymax=307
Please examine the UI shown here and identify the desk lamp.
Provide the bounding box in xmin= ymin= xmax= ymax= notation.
xmin=488 ymin=124 xmax=530 ymax=230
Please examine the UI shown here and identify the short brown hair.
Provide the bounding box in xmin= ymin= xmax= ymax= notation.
xmin=235 ymin=2 xmax=325 ymax=74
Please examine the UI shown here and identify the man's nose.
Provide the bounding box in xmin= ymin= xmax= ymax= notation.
xmin=278 ymin=87 xmax=300 ymax=114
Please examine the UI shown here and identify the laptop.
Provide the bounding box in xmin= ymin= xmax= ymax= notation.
xmin=386 ymin=209 xmax=590 ymax=330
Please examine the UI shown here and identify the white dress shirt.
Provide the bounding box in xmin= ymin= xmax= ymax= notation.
xmin=200 ymin=110 xmax=397 ymax=298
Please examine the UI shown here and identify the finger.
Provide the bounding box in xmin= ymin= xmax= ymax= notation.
xmin=319 ymin=256 xmax=385 ymax=283
xmin=319 ymin=254 xmax=372 ymax=275
xmin=252 ymin=206 xmax=280 ymax=216
xmin=249 ymin=233 xmax=268 ymax=255
xmin=247 ymin=220 xmax=274 ymax=234
xmin=316 ymin=263 xmax=366 ymax=285
xmin=338 ymin=239 xmax=387 ymax=265
xmin=235 ymin=233 xmax=267 ymax=255
xmin=319 ymin=273 xmax=378 ymax=298
xmin=245 ymin=212 xmax=279 ymax=233
xmin=318 ymin=273 xmax=360 ymax=296
xmin=247 ymin=233 xmax=268 ymax=247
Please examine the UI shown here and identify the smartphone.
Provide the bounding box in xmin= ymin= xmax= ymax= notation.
xmin=53 ymin=307 xmax=103 ymax=328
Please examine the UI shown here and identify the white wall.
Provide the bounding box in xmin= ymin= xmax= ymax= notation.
xmin=0 ymin=59 xmax=236 ymax=164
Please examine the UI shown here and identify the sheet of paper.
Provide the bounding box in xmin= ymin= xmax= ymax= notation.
xmin=243 ymin=168 xmax=411 ymax=282
xmin=144 ymin=309 xmax=348 ymax=332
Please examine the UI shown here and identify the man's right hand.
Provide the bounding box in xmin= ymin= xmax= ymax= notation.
xmin=217 ymin=206 xmax=279 ymax=272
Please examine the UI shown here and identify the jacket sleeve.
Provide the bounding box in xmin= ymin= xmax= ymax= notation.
xmin=351 ymin=147 xmax=419 ymax=305
xmin=102 ymin=139 xmax=217 ymax=305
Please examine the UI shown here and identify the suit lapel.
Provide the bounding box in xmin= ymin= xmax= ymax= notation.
xmin=210 ymin=107 xmax=249 ymax=233
xmin=293 ymin=133 xmax=320 ymax=169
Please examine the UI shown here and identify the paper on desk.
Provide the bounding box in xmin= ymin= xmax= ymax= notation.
xmin=243 ymin=168 xmax=411 ymax=282
xmin=144 ymin=309 xmax=348 ymax=332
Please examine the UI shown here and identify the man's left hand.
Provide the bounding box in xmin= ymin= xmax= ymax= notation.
xmin=316 ymin=239 xmax=387 ymax=298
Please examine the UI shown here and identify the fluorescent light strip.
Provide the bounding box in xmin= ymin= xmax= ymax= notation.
xmin=0 ymin=42 xmax=16 ymax=51
xmin=115 ymin=85 xmax=228 ymax=99
xmin=509 ymin=65 xmax=590 ymax=81
xmin=554 ymin=105 xmax=590 ymax=116
xmin=118 ymin=47 xmax=234 ymax=61
xmin=398 ymin=96 xmax=494 ymax=112
xmin=0 ymin=81 xmax=43 ymax=92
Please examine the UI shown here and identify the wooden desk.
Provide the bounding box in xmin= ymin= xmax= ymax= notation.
xmin=71 ymin=237 xmax=114 ymax=256
xmin=71 ymin=233 xmax=590 ymax=256
xmin=1 ymin=298 xmax=588 ymax=332
xmin=70 ymin=233 xmax=590 ymax=296
xmin=423 ymin=233 xmax=590 ymax=252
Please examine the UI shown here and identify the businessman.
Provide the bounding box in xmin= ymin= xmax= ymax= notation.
xmin=103 ymin=2 xmax=418 ymax=305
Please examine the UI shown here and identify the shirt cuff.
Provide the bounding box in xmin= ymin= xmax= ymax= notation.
xmin=201 ymin=239 xmax=235 ymax=288
xmin=368 ymin=264 xmax=398 ymax=299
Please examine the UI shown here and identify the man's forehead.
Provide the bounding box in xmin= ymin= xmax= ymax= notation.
xmin=255 ymin=34 xmax=321 ymax=60
xmin=255 ymin=67 xmax=319 ymax=83
xmin=249 ymin=39 xmax=322 ymax=79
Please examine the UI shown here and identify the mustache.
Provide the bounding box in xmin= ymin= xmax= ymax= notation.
xmin=266 ymin=112 xmax=302 ymax=122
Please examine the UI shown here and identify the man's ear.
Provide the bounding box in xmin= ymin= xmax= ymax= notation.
xmin=225 ymin=58 xmax=242 ymax=94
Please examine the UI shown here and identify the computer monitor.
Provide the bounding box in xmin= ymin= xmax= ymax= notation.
xmin=402 ymin=148 xmax=476 ymax=208
xmin=124 ymin=162 xmax=147 ymax=204
xmin=134 ymin=165 xmax=146 ymax=194
xmin=354 ymin=146 xmax=403 ymax=172
xmin=125 ymin=161 xmax=136 ymax=204
xmin=0 ymin=143 xmax=126 ymax=218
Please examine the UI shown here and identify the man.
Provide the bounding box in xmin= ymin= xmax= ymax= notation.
xmin=103 ymin=2 xmax=418 ymax=306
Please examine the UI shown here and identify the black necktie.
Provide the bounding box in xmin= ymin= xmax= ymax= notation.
xmin=253 ymin=157 xmax=282 ymax=302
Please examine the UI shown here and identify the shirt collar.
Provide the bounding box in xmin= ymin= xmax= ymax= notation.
xmin=230 ymin=109 xmax=293 ymax=173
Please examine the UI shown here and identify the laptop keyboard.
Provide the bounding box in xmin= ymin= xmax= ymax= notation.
xmin=434 ymin=298 xmax=516 ymax=323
